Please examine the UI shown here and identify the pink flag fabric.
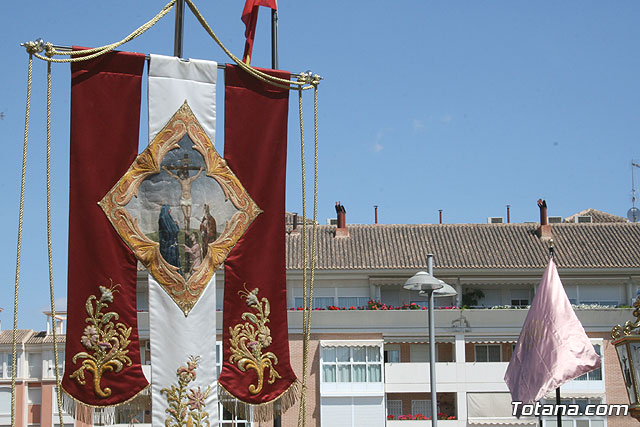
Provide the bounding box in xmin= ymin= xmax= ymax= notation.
xmin=505 ymin=258 xmax=600 ymax=413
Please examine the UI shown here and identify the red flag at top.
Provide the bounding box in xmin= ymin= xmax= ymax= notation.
xmin=242 ymin=0 xmax=277 ymax=64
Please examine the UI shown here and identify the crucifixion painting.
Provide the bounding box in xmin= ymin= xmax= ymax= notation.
xmin=100 ymin=102 xmax=261 ymax=314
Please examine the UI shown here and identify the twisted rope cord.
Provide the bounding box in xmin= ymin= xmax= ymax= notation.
xmin=296 ymin=88 xmax=309 ymax=427
xmin=296 ymin=84 xmax=319 ymax=427
xmin=11 ymin=52 xmax=33 ymax=427
xmin=32 ymin=0 xmax=176 ymax=63
xmin=45 ymin=61 xmax=66 ymax=426
xmin=184 ymin=0 xmax=317 ymax=91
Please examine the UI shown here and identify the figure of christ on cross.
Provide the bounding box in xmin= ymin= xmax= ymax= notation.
xmin=162 ymin=159 xmax=204 ymax=231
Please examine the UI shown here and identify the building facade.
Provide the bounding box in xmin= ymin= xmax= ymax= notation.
xmin=1 ymin=208 xmax=639 ymax=427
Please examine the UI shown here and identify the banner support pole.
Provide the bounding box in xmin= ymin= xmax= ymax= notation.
xmin=271 ymin=8 xmax=279 ymax=69
xmin=174 ymin=0 xmax=185 ymax=57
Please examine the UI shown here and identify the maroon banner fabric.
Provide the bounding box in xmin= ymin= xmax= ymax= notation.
xmin=220 ymin=64 xmax=298 ymax=419
xmin=62 ymin=50 xmax=148 ymax=407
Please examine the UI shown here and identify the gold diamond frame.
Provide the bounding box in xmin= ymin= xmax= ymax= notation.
xmin=99 ymin=101 xmax=261 ymax=316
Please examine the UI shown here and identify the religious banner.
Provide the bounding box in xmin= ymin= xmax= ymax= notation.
xmin=62 ymin=50 xmax=149 ymax=421
xmin=219 ymin=64 xmax=299 ymax=421
xmin=100 ymin=54 xmax=258 ymax=425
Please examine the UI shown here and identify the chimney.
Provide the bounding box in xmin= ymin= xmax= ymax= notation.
xmin=335 ymin=202 xmax=349 ymax=237
xmin=439 ymin=209 xmax=443 ymax=224
xmin=537 ymin=199 xmax=552 ymax=240
xmin=506 ymin=205 xmax=511 ymax=224
xmin=374 ymin=205 xmax=378 ymax=225
xmin=291 ymin=213 xmax=299 ymax=233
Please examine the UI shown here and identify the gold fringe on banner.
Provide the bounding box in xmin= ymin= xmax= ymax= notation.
xmin=62 ymin=387 xmax=150 ymax=425
xmin=218 ymin=379 xmax=301 ymax=423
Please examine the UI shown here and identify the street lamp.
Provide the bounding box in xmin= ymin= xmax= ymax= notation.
xmin=403 ymin=254 xmax=457 ymax=427
xmin=612 ymin=294 xmax=640 ymax=421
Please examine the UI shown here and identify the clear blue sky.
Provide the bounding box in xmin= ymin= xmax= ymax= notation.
xmin=1 ymin=1 xmax=639 ymax=329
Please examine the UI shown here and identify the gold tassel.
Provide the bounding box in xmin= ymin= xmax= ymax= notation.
xmin=218 ymin=379 xmax=301 ymax=423
xmin=62 ymin=388 xmax=150 ymax=425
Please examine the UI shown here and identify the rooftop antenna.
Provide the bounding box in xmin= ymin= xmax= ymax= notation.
xmin=629 ymin=161 xmax=640 ymax=222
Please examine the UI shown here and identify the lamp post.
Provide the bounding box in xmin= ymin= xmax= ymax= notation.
xmin=404 ymin=254 xmax=457 ymax=427
xmin=612 ymin=294 xmax=640 ymax=421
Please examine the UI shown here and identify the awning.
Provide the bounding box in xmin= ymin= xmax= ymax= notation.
xmin=320 ymin=339 xmax=382 ymax=347
xmin=542 ymin=391 xmax=604 ymax=400
xmin=466 ymin=337 xmax=517 ymax=343
xmin=467 ymin=393 xmax=537 ymax=425
xmin=384 ymin=337 xmax=454 ymax=344
xmin=468 ymin=418 xmax=537 ymax=425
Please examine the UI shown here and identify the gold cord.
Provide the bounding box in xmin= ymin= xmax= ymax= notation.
xmin=33 ymin=0 xmax=176 ymax=63
xmin=12 ymin=52 xmax=33 ymax=427
xmin=297 ymin=89 xmax=308 ymax=427
xmin=45 ymin=61 xmax=66 ymax=426
xmin=296 ymin=81 xmax=319 ymax=427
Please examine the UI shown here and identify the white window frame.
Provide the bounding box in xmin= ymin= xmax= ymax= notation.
xmin=411 ymin=399 xmax=432 ymax=417
xmin=321 ymin=345 xmax=383 ymax=383
xmin=387 ymin=399 xmax=402 ymax=417
xmin=474 ymin=344 xmax=501 ymax=362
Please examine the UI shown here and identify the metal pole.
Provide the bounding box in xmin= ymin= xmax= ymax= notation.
xmin=173 ymin=0 xmax=185 ymax=57
xmin=556 ymin=387 xmax=561 ymax=427
xmin=427 ymin=254 xmax=438 ymax=427
xmin=272 ymin=8 xmax=280 ymax=427
xmin=271 ymin=8 xmax=279 ymax=69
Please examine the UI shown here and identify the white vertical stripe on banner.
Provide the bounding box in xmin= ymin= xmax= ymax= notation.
xmin=148 ymin=54 xmax=218 ymax=426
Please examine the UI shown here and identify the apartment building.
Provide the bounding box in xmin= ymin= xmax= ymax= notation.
xmin=1 ymin=207 xmax=638 ymax=427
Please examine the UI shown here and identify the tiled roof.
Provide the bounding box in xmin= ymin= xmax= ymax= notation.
xmin=286 ymin=222 xmax=640 ymax=270
xmin=0 ymin=329 xmax=33 ymax=344
xmin=565 ymin=208 xmax=628 ymax=223
xmin=26 ymin=331 xmax=65 ymax=344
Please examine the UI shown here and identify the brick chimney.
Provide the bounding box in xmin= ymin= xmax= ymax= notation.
xmin=335 ymin=202 xmax=349 ymax=237
xmin=290 ymin=213 xmax=299 ymax=234
xmin=537 ymin=199 xmax=552 ymax=240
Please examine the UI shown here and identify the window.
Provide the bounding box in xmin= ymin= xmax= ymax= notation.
xmin=48 ymin=351 xmax=64 ymax=378
xmin=28 ymin=353 xmax=42 ymax=378
xmin=475 ymin=344 xmax=501 ymax=362
xmin=387 ymin=400 xmax=402 ymax=417
xmin=321 ymin=346 xmax=382 ymax=383
xmin=0 ymin=387 xmax=10 ymax=414
xmin=337 ymin=297 xmax=369 ymax=308
xmin=409 ymin=343 xmax=430 ymax=362
xmin=294 ymin=296 xmax=334 ymax=309
xmin=510 ymin=289 xmax=529 ymax=307
xmin=6 ymin=354 xmax=13 ymax=378
xmin=411 ymin=400 xmax=432 ymax=417
xmin=575 ymin=344 xmax=602 ymax=381
xmin=384 ymin=344 xmax=401 ymax=363
xmin=27 ymin=387 xmax=41 ymax=405
xmin=479 ymin=289 xmax=501 ymax=307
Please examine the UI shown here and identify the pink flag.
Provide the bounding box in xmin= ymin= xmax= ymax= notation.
xmin=505 ymin=258 xmax=600 ymax=414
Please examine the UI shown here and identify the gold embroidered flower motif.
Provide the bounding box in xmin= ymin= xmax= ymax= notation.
xmin=70 ymin=280 xmax=132 ymax=398
xmin=229 ymin=285 xmax=281 ymax=395
xmin=161 ymin=355 xmax=212 ymax=427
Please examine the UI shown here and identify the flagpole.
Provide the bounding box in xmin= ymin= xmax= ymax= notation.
xmin=272 ymin=7 xmax=281 ymax=427
xmin=556 ymin=387 xmax=562 ymax=427
xmin=174 ymin=0 xmax=185 ymax=57
xmin=271 ymin=8 xmax=278 ymax=69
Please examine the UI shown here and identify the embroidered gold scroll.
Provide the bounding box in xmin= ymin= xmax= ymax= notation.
xmin=229 ymin=286 xmax=282 ymax=395
xmin=69 ymin=280 xmax=132 ymax=398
